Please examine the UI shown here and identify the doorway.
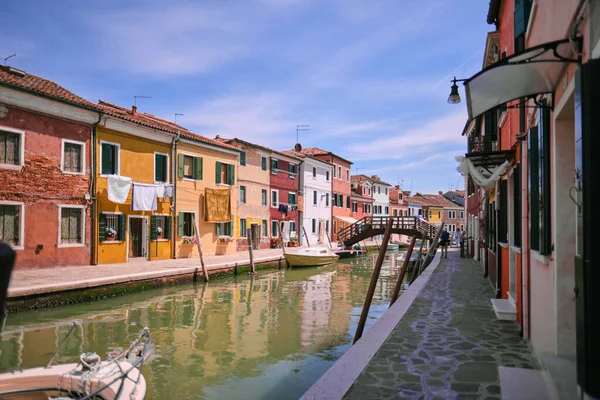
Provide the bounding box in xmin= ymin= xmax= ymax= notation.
xmin=250 ymin=223 xmax=260 ymax=250
xmin=129 ymin=216 xmax=148 ymax=260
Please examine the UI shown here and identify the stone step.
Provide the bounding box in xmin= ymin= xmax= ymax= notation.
xmin=491 ymin=298 xmax=517 ymax=321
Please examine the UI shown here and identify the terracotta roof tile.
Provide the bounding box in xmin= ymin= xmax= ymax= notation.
xmin=370 ymin=175 xmax=391 ymax=186
xmin=300 ymin=147 xmax=353 ymax=164
xmin=351 ymin=174 xmax=372 ymax=184
xmin=220 ymin=138 xmax=302 ymax=161
xmin=408 ymin=194 xmax=459 ymax=208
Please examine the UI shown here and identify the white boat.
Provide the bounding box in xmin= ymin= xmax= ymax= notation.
xmin=284 ymin=247 xmax=340 ymax=267
xmin=0 ymin=325 xmax=152 ymax=400
xmin=387 ymin=243 xmax=399 ymax=251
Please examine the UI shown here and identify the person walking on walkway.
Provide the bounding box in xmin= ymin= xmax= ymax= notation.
xmin=440 ymin=228 xmax=450 ymax=258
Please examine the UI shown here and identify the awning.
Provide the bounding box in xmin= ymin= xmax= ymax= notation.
xmin=464 ymin=38 xmax=581 ymax=120
xmin=457 ymin=152 xmax=513 ymax=190
xmin=334 ymin=216 xmax=358 ymax=225
xmin=465 ymin=149 xmax=514 ymax=169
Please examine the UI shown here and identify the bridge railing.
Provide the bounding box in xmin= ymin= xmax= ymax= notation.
xmin=337 ymin=215 xmax=440 ymax=243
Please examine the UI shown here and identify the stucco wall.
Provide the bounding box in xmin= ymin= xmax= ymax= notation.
xmin=0 ymin=105 xmax=92 ymax=268
xmin=96 ymin=127 xmax=173 ymax=264
xmin=302 ymin=157 xmax=332 ymax=246
xmin=270 ymin=156 xmax=300 ymax=238
xmin=176 ymin=141 xmax=238 ymax=257
xmin=372 ymin=183 xmax=390 ymax=216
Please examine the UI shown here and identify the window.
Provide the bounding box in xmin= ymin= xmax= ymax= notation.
xmin=513 ymin=162 xmax=522 ymax=247
xmin=498 ymin=180 xmax=508 ymax=244
xmin=262 ymin=220 xmax=268 ymax=236
xmin=448 ymin=211 xmax=456 ymax=219
xmin=288 ymin=192 xmax=297 ymax=205
xmin=332 ymin=193 xmax=337 ymax=207
xmin=352 ymin=202 xmax=358 ymax=213
xmin=271 ymin=220 xmax=279 ymax=237
xmin=313 ymin=190 xmax=318 ymax=205
xmin=240 ymin=151 xmax=246 ymax=166
xmin=271 ymin=190 xmax=279 ymax=207
xmin=59 ymin=206 xmax=84 ymax=245
xmin=363 ymin=188 xmax=366 ymax=195
xmin=179 ymin=154 xmax=203 ymax=180
xmin=429 ymin=211 xmax=432 ymax=219
xmin=385 ymin=206 xmax=389 ymax=214
xmin=378 ymin=186 xmax=381 ymax=194
xmin=240 ymin=186 xmax=246 ymax=204
xmin=216 ymin=161 xmax=235 ymax=185
xmin=438 ymin=211 xmax=441 ymax=219
xmin=312 ymin=167 xmax=317 ymax=178
xmin=399 ymin=193 xmax=403 ymax=200
xmin=325 ymin=220 xmax=329 ymax=233
xmin=99 ymin=213 xmax=125 ymax=242
xmin=216 ymin=221 xmax=233 ymax=236
xmin=240 ymin=218 xmax=247 ymax=237
xmin=154 ymin=153 xmax=168 ymax=182
xmin=261 ymin=156 xmax=267 ymax=171
xmin=261 ymin=189 xmax=267 ymax=206
xmin=62 ymin=140 xmax=84 ymax=174
xmin=326 ymin=170 xmax=330 ymax=181
xmin=418 ymin=209 xmax=422 ymax=216
xmin=290 ymin=221 xmax=296 ymax=235
xmin=333 ymin=220 xmax=337 ymax=233
xmin=346 ymin=169 xmax=349 ymax=181
xmin=312 ymin=219 xmax=316 ymax=233
xmin=0 ymin=203 xmax=23 ymax=247
xmin=338 ymin=166 xmax=341 ymax=178
xmin=393 ymin=209 xmax=397 ymax=216
xmin=368 ymin=205 xmax=371 ymax=214
xmin=0 ymin=128 xmax=23 ymax=168
xmin=271 ymin=158 xmax=279 ymax=172
xmin=289 ymin=164 xmax=297 ymax=175
xmin=333 ymin=165 xmax=336 ymax=178
xmin=325 ymin=193 xmax=329 ymax=207
xmin=363 ymin=204 xmax=367 ymax=213
xmin=460 ymin=211 xmax=464 ymax=219
xmin=151 ymin=215 xmax=171 ymax=240
xmin=385 ymin=188 xmax=388 ymax=195
xmin=369 ymin=188 xmax=371 ymax=195
xmin=179 ymin=212 xmax=195 ymax=237
xmin=100 ymin=141 xmax=119 ymax=175
xmin=346 ymin=196 xmax=350 ymax=209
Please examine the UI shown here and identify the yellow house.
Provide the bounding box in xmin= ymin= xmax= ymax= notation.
xmin=175 ymin=135 xmax=239 ymax=257
xmin=428 ymin=206 xmax=443 ymax=223
xmin=94 ymin=101 xmax=177 ymax=264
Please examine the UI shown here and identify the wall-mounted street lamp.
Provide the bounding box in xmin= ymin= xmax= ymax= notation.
xmin=447 ymin=77 xmax=467 ymax=104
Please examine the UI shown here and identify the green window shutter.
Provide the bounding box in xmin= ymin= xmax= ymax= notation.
xmin=118 ymin=214 xmax=126 ymax=241
xmin=528 ymin=126 xmax=539 ymax=251
xmin=194 ymin=157 xmax=203 ymax=180
xmin=178 ymin=154 xmax=184 ymax=178
xmin=99 ymin=213 xmax=106 ymax=242
xmin=150 ymin=216 xmax=157 ymax=240
xmin=191 ymin=215 xmax=195 ymax=235
xmin=165 ymin=216 xmax=172 ymax=239
xmin=101 ymin=143 xmax=112 ymax=175
xmin=216 ymin=162 xmax=222 ymax=184
xmin=216 ymin=223 xmax=221 ymax=236
xmin=178 ymin=212 xmax=185 ymax=237
xmin=227 ymin=222 xmax=232 ymax=236
xmin=155 ymin=154 xmax=164 ymax=182
xmin=228 ymin=164 xmax=235 ymax=185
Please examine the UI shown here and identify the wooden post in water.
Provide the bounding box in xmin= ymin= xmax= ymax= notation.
xmin=409 ymin=235 xmax=428 ymax=284
xmin=353 ymin=219 xmax=394 ymax=344
xmin=389 ymin=236 xmax=416 ymax=307
xmin=247 ymin=228 xmax=256 ymax=275
xmin=193 ymin=216 xmax=209 ymax=282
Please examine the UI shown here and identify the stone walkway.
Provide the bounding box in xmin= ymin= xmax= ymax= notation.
xmin=344 ymin=252 xmax=538 ymax=400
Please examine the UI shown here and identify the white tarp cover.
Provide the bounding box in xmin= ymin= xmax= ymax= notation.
xmin=457 ymin=157 xmax=511 ymax=190
xmin=465 ymin=39 xmax=576 ymax=120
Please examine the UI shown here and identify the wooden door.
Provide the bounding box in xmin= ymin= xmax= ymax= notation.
xmin=129 ymin=218 xmax=143 ymax=258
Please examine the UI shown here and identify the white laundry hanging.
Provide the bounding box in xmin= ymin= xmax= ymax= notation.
xmin=131 ymin=183 xmax=158 ymax=211
xmin=107 ymin=175 xmax=132 ymax=204
xmin=458 ymin=158 xmax=511 ymax=190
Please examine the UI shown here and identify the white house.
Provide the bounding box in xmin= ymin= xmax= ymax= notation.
xmin=285 ymin=150 xmax=333 ymax=246
xmin=370 ymin=175 xmax=391 ymax=217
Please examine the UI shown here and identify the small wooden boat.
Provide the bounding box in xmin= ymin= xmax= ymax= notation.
xmin=285 ymin=247 xmax=340 ymax=267
xmin=334 ymin=249 xmax=366 ymax=259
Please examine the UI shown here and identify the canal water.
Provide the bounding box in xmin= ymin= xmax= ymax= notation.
xmin=0 ymin=251 xmax=407 ymax=400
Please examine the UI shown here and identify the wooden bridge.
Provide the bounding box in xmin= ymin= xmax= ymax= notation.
xmin=337 ymin=216 xmax=440 ymax=247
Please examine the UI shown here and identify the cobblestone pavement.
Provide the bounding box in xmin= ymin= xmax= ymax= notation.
xmin=344 ymin=252 xmax=538 ymax=400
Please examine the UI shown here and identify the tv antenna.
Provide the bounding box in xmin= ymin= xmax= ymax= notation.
xmin=295 ymin=125 xmax=310 ymax=152
xmin=133 ymin=95 xmax=151 ymax=107
xmin=174 ymin=113 xmax=184 ymax=124
xmin=4 ymin=54 xmax=16 ymax=65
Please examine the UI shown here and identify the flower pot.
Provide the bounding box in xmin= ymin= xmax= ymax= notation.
xmin=105 ymin=236 xmax=116 ymax=242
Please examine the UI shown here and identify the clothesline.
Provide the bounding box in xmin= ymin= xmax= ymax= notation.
xmin=107 ymin=175 xmax=174 ymax=211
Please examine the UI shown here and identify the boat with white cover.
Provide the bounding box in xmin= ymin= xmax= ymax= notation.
xmin=284 ymin=247 xmax=340 ymax=267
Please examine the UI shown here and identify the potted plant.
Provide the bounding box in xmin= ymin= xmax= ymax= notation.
xmin=182 ymin=236 xmax=197 ymax=245
xmin=217 ymin=235 xmax=234 ymax=244
xmin=156 ymin=226 xmax=163 ymax=239
xmin=270 ymin=237 xmax=281 ymax=248
xmin=288 ymin=239 xmax=300 ymax=247
xmin=105 ymin=227 xmax=117 ymax=241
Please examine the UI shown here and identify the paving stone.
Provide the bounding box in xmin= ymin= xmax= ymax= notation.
xmin=345 ymin=253 xmax=539 ymax=399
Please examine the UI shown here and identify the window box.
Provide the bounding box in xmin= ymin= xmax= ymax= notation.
xmin=217 ymin=235 xmax=234 ymax=243
xmin=182 ymin=236 xmax=197 ymax=245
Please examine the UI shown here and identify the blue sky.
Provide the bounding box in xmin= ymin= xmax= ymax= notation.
xmin=2 ymin=0 xmax=491 ymax=194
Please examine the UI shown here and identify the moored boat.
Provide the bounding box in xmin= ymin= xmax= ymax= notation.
xmin=334 ymin=249 xmax=366 ymax=259
xmin=284 ymin=247 xmax=340 ymax=267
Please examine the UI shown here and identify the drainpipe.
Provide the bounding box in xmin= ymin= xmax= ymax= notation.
xmin=90 ymin=112 xmax=104 ymax=266
xmin=171 ymin=131 xmax=180 ymax=259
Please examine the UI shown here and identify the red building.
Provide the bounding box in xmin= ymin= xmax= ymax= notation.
xmin=301 ymin=147 xmax=353 ymax=241
xmin=0 ymin=66 xmax=100 ymax=268
xmin=389 ymin=186 xmax=409 ymax=217
xmin=269 ymin=151 xmax=302 ymax=242
xmin=350 ymin=175 xmax=374 ymax=219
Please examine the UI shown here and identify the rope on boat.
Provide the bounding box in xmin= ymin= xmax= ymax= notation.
xmin=50 ymin=326 xmax=151 ymax=400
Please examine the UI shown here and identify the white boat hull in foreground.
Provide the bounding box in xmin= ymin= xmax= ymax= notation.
xmin=284 ymin=247 xmax=340 ymax=267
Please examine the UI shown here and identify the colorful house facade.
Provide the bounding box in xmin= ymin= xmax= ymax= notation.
xmin=284 ymin=150 xmax=333 ymax=246
xmin=457 ymin=0 xmax=600 ymax=397
xmin=350 ymin=175 xmax=374 ymax=220
xmin=269 ymin=151 xmax=302 ymax=243
xmin=0 ymin=66 xmax=100 ymax=268
xmin=301 ymin=148 xmax=353 ymax=241
xmin=220 ymin=138 xmax=271 ymax=251
xmin=370 ymin=175 xmax=391 ymax=217
xmin=389 ymin=186 xmax=409 ymax=217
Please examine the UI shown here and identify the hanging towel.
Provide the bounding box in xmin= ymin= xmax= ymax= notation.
xmin=278 ymin=204 xmax=285 ymax=213
xmin=156 ymin=184 xmax=166 ymax=199
xmin=107 ymin=175 xmax=132 ymax=204
xmin=131 ymin=183 xmax=158 ymax=211
xmin=204 ymin=188 xmax=231 ymax=222
xmin=163 ymin=184 xmax=174 ymax=201
xmin=281 ymin=221 xmax=291 ymax=242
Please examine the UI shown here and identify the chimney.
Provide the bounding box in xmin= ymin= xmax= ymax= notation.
xmin=439 ymin=191 xmax=443 ymax=195
xmin=131 ymin=105 xmax=137 ymax=115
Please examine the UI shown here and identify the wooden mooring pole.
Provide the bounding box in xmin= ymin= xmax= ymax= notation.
xmin=193 ymin=216 xmax=209 ymax=282
xmin=353 ymin=219 xmax=394 ymax=344
xmin=247 ymin=228 xmax=256 ymax=275
xmin=409 ymin=236 xmax=428 ymax=284
xmin=389 ymin=236 xmax=416 ymax=308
